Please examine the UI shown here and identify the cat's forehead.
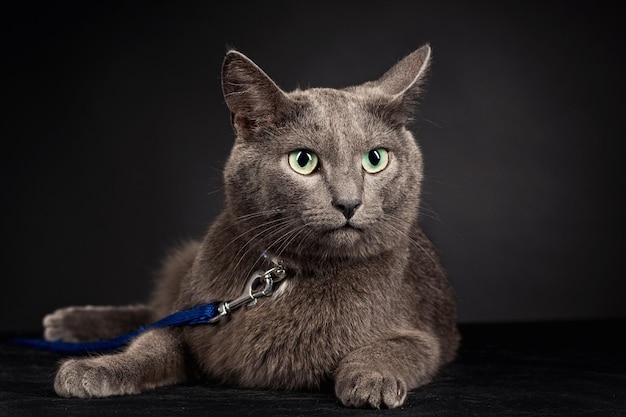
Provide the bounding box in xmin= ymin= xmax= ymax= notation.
xmin=280 ymin=87 xmax=401 ymax=155
xmin=287 ymin=87 xmax=385 ymax=134
xmin=290 ymin=87 xmax=366 ymax=116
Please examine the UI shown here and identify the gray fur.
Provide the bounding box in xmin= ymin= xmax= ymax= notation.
xmin=45 ymin=44 xmax=459 ymax=408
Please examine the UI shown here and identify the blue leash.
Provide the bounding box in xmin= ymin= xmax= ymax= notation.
xmin=10 ymin=257 xmax=288 ymax=355
xmin=10 ymin=303 xmax=220 ymax=355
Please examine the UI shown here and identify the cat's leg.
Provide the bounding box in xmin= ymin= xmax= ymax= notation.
xmin=54 ymin=328 xmax=186 ymax=398
xmin=334 ymin=329 xmax=442 ymax=409
xmin=43 ymin=304 xmax=154 ymax=342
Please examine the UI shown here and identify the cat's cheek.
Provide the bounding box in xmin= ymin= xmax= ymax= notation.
xmin=278 ymin=159 xmax=322 ymax=192
xmin=362 ymin=168 xmax=396 ymax=210
xmin=381 ymin=162 xmax=420 ymax=209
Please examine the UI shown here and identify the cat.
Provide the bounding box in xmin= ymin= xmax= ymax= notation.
xmin=42 ymin=44 xmax=460 ymax=409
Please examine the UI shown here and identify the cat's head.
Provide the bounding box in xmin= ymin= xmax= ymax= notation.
xmin=221 ymin=45 xmax=431 ymax=264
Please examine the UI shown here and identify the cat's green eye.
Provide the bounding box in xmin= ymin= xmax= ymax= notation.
xmin=362 ymin=148 xmax=389 ymax=173
xmin=288 ymin=150 xmax=319 ymax=175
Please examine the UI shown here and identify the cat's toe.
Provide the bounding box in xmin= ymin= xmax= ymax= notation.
xmin=335 ymin=368 xmax=407 ymax=409
xmin=54 ymin=359 xmax=92 ymax=398
xmin=43 ymin=315 xmax=64 ymax=342
xmin=43 ymin=307 xmax=82 ymax=342
xmin=43 ymin=313 xmax=69 ymax=342
xmin=54 ymin=358 xmax=140 ymax=398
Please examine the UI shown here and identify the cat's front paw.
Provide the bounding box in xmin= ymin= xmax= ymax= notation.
xmin=55 ymin=358 xmax=140 ymax=398
xmin=335 ymin=367 xmax=407 ymax=409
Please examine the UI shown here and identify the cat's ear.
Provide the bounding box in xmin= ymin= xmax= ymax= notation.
xmin=370 ymin=44 xmax=432 ymax=123
xmin=221 ymin=50 xmax=289 ymax=140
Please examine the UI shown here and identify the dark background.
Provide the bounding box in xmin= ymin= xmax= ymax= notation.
xmin=2 ymin=1 xmax=624 ymax=332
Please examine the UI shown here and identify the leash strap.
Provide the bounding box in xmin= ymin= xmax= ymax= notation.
xmin=10 ymin=303 xmax=219 ymax=354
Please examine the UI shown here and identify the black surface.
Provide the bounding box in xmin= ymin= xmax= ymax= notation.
xmin=2 ymin=321 xmax=624 ymax=416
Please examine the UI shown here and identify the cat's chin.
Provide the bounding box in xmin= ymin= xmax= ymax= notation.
xmin=324 ymin=226 xmax=364 ymax=247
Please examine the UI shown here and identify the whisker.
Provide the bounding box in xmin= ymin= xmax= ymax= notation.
xmin=230 ymin=209 xmax=284 ymax=222
xmin=247 ymin=219 xmax=305 ymax=275
xmin=417 ymin=203 xmax=442 ymax=223
xmin=230 ymin=218 xmax=302 ymax=276
xmin=212 ymin=215 xmax=290 ymax=262
xmin=288 ymin=224 xmax=314 ymax=254
xmin=383 ymin=214 xmax=441 ymax=270
xmin=271 ymin=223 xmax=310 ymax=261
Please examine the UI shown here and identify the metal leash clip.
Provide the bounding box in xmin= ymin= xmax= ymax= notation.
xmin=209 ymin=258 xmax=287 ymax=324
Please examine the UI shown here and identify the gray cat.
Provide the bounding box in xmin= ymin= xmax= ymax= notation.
xmin=43 ymin=44 xmax=460 ymax=409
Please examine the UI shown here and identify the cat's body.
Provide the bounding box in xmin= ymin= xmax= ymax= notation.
xmin=44 ymin=44 xmax=460 ymax=408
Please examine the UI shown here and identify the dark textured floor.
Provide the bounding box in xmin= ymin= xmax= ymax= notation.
xmin=1 ymin=320 xmax=625 ymax=417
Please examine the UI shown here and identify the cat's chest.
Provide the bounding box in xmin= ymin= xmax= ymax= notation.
xmin=184 ymin=274 xmax=398 ymax=389
xmin=204 ymin=277 xmax=380 ymax=347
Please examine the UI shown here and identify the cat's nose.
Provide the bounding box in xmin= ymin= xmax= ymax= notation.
xmin=332 ymin=199 xmax=362 ymax=220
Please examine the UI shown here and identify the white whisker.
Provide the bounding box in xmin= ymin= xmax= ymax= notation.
xmin=212 ymin=215 xmax=290 ymax=262
xmin=248 ymin=220 xmax=306 ymax=274
xmin=383 ymin=214 xmax=441 ymax=271
xmin=229 ymin=218 xmax=301 ymax=274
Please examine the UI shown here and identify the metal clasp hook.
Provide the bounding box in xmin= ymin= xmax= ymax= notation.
xmin=208 ymin=261 xmax=287 ymax=323
xmin=229 ymin=271 xmax=274 ymax=311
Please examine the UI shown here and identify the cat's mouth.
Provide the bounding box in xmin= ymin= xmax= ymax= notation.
xmin=318 ymin=223 xmax=364 ymax=249
xmin=329 ymin=222 xmax=363 ymax=236
xmin=311 ymin=217 xmax=367 ymax=242
xmin=334 ymin=219 xmax=362 ymax=230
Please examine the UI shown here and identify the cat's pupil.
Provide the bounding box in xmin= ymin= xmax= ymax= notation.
xmin=297 ymin=151 xmax=311 ymax=167
xmin=369 ymin=150 xmax=381 ymax=166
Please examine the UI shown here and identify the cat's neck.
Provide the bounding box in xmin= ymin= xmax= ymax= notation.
xmin=273 ymin=247 xmax=411 ymax=281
